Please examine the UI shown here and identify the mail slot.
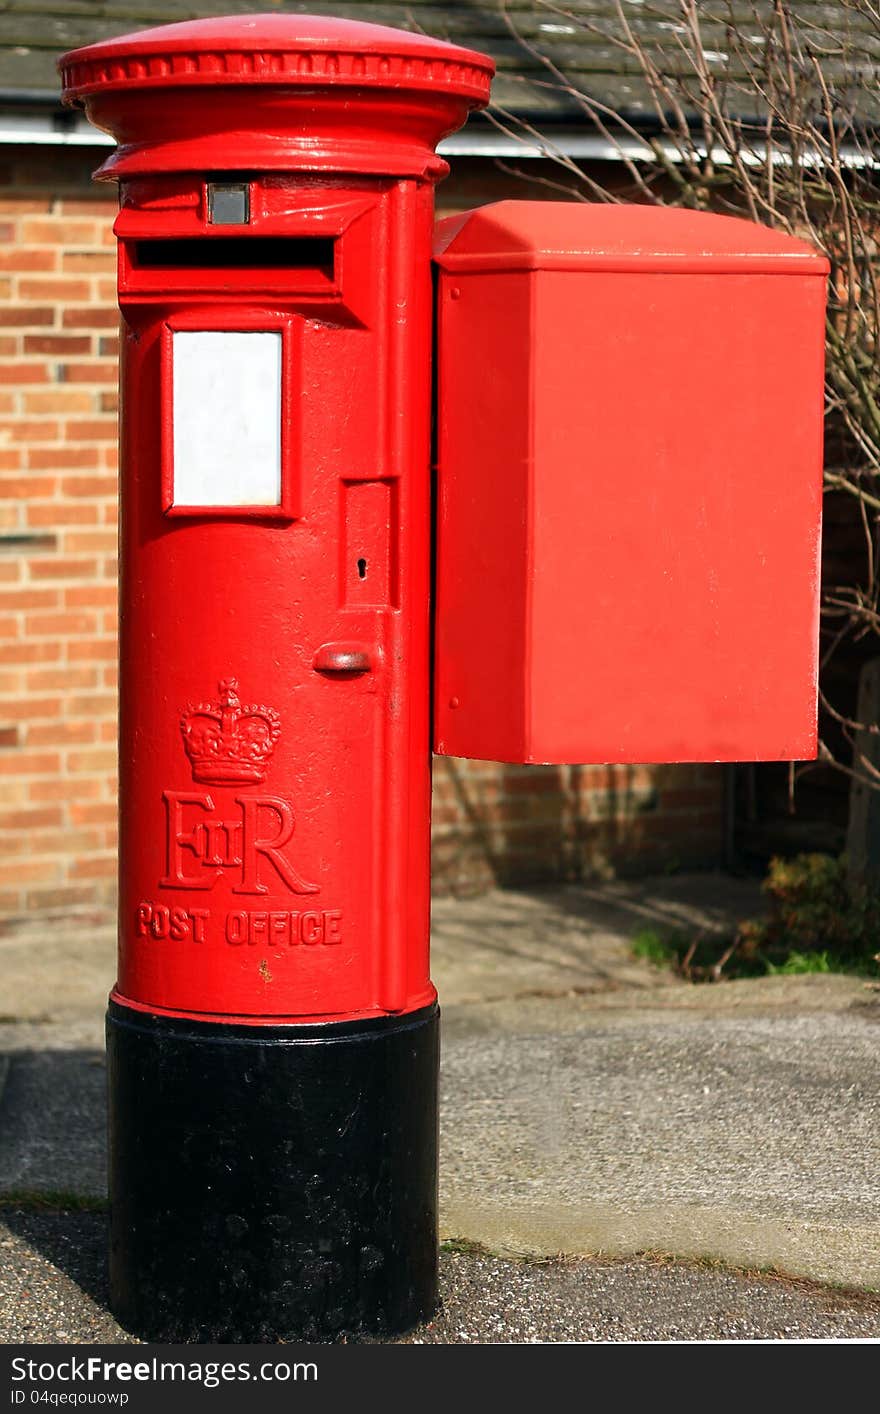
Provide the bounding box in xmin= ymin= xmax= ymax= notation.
xmin=433 ymin=201 xmax=828 ymax=765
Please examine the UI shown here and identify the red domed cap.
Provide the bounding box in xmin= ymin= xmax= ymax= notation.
xmin=60 ymin=13 xmax=492 ymax=108
xmin=59 ymin=14 xmax=493 ymax=179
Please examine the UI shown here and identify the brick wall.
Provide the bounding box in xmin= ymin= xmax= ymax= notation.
xmin=0 ymin=148 xmax=723 ymax=918
xmin=0 ymin=148 xmax=119 ymax=916
xmin=431 ymin=758 xmax=723 ymax=893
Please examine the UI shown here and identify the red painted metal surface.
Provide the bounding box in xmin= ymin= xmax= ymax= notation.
xmin=59 ymin=14 xmax=492 ymax=180
xmin=433 ymin=201 xmax=829 ymax=766
xmin=60 ymin=16 xmax=492 ymax=1023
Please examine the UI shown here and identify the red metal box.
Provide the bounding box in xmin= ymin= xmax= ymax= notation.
xmin=433 ymin=201 xmax=828 ymax=764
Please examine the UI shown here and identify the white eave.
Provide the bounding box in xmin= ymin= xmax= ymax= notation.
xmin=0 ymin=103 xmax=873 ymax=169
xmin=0 ymin=107 xmax=113 ymax=145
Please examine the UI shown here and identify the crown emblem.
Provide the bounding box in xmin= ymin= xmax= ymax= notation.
xmin=180 ymin=678 xmax=281 ymax=786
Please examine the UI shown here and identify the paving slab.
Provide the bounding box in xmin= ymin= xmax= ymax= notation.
xmin=440 ymin=989 xmax=880 ymax=1290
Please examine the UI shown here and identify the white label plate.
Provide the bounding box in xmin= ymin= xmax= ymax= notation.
xmin=172 ymin=330 xmax=282 ymax=507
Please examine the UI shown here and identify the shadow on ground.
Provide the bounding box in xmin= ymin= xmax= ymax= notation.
xmin=0 ymin=1050 xmax=106 ymax=1201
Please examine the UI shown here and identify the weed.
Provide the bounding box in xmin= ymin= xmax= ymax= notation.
xmin=766 ymin=950 xmax=833 ymax=976
xmin=631 ymin=928 xmax=679 ymax=967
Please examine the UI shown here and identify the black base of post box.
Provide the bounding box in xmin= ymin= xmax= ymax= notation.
xmin=106 ymin=999 xmax=439 ymax=1342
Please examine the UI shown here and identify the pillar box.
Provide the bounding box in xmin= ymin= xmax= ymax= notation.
xmin=60 ymin=13 xmax=828 ymax=1347
xmin=59 ymin=14 xmax=493 ymax=1342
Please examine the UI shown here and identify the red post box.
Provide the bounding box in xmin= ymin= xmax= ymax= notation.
xmin=59 ymin=14 xmax=493 ymax=1342
xmin=433 ymin=202 xmax=828 ymax=765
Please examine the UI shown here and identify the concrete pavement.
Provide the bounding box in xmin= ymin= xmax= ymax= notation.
xmin=2 ymin=872 xmax=880 ymax=1341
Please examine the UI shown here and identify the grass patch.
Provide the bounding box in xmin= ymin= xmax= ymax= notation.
xmin=630 ymin=925 xmax=763 ymax=982
xmin=766 ymin=950 xmax=833 ymax=976
xmin=631 ymin=855 xmax=880 ymax=983
xmin=631 ymin=928 xmax=680 ymax=967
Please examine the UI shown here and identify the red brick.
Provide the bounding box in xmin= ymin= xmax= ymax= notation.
xmin=23 ymin=392 xmax=94 ymax=415
xmin=0 ymin=696 xmax=62 ymax=720
xmin=67 ymin=638 xmax=117 ymax=662
xmin=67 ymin=693 xmax=115 ymax=717
xmin=1 ymin=750 xmax=62 ymax=775
xmin=64 ymin=585 xmax=116 ymax=608
xmin=0 ymin=336 xmax=18 ymax=355
xmin=0 ymin=641 xmax=61 ymax=665
xmin=63 ymin=307 xmax=118 ymax=330
xmin=99 ymin=390 xmax=119 ymax=411
xmin=64 ymin=530 xmax=117 ymax=554
xmin=25 ymin=665 xmax=98 ymax=692
xmin=98 ymin=336 xmax=120 ymax=358
xmin=61 ymin=251 xmax=116 ymax=273
xmin=25 ymin=610 xmax=97 ymax=636
xmin=0 ymin=419 xmax=60 ymax=442
xmin=28 ymin=557 xmax=99 ymax=581
xmin=57 ymin=199 xmax=117 ymax=218
xmin=30 ymin=827 xmax=104 ymax=855
xmin=0 ymin=450 xmax=23 ymax=470
xmin=69 ymin=854 xmax=116 ymax=879
xmin=0 ymin=613 xmax=19 ymax=638
xmin=28 ymin=719 xmax=98 ymax=747
xmin=0 ymin=475 xmax=56 ymax=499
xmin=17 ymin=278 xmax=92 ymax=302
xmin=0 ymin=587 xmax=59 ymax=611
xmin=0 ymin=199 xmax=51 ymax=214
xmin=0 ymin=724 xmax=19 ymax=747
xmin=59 ymin=361 xmax=117 ymax=384
xmin=69 ymin=801 xmax=117 ymax=826
xmin=28 ymin=446 xmax=101 ymax=470
xmin=27 ymin=503 xmax=100 ymax=528
xmin=20 ymin=218 xmax=100 ymax=244
xmin=0 ymin=858 xmax=61 ymax=885
xmin=23 ymin=334 xmax=91 ymax=356
xmin=0 ymin=363 xmax=50 ymax=385
xmin=26 ymin=884 xmax=99 ymax=910
xmin=0 ymin=806 xmax=63 ymax=830
xmin=64 ymin=418 xmax=117 ymax=442
xmin=60 ymin=475 xmax=117 ymax=498
xmin=28 ymin=777 xmax=103 ymax=802
xmin=0 ymin=248 xmax=56 ymax=272
xmin=68 ymin=747 xmax=116 ymax=773
xmin=0 ymin=306 xmax=55 ymax=327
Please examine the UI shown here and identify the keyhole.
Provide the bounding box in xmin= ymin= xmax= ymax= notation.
xmin=357 ymin=558 xmax=367 ymax=580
